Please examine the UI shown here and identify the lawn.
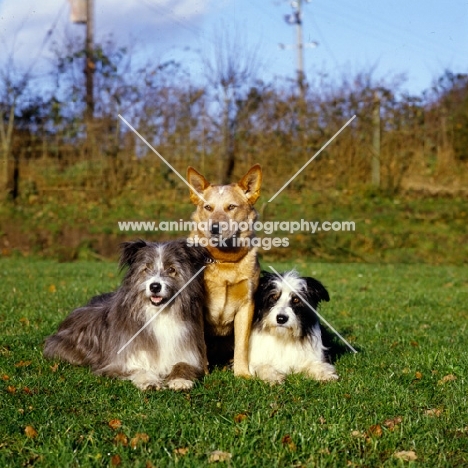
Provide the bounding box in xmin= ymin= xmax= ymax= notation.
xmin=0 ymin=258 xmax=467 ymax=467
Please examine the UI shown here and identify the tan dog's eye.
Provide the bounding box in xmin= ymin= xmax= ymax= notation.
xmin=166 ymin=267 xmax=176 ymax=275
xmin=227 ymin=204 xmax=237 ymax=211
xmin=204 ymin=205 xmax=213 ymax=212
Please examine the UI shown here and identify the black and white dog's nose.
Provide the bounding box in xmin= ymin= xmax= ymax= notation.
xmin=149 ymin=282 xmax=162 ymax=294
xmin=211 ymin=222 xmax=220 ymax=235
xmin=276 ymin=314 xmax=289 ymax=325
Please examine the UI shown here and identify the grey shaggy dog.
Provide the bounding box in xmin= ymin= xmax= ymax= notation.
xmin=44 ymin=239 xmax=209 ymax=391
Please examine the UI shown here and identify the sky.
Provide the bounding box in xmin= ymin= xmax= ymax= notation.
xmin=0 ymin=0 xmax=467 ymax=96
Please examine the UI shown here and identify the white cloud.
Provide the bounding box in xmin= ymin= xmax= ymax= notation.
xmin=0 ymin=0 xmax=211 ymax=72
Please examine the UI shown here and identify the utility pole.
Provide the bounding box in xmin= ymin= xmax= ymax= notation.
xmin=295 ymin=0 xmax=304 ymax=98
xmin=282 ymin=0 xmax=317 ymax=100
xmin=372 ymin=91 xmax=381 ymax=187
xmin=85 ymin=0 xmax=94 ymax=124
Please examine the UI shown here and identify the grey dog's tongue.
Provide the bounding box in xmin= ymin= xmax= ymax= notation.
xmin=151 ymin=296 xmax=163 ymax=305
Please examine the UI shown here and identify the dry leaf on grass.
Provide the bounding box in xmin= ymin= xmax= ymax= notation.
xmin=48 ymin=284 xmax=56 ymax=293
xmin=50 ymin=363 xmax=59 ymax=373
xmin=108 ymin=419 xmax=122 ymax=430
xmin=24 ymin=425 xmax=38 ymax=438
xmin=2 ymin=374 xmax=9 ymax=380
xmin=438 ymin=374 xmax=457 ymax=384
xmin=130 ymin=432 xmax=149 ymax=449
xmin=174 ymin=447 xmax=189 ymax=456
xmin=281 ymin=434 xmax=297 ymax=451
xmin=394 ymin=450 xmax=417 ymax=461
xmin=424 ymin=408 xmax=442 ymax=417
xmin=367 ymin=424 xmax=382 ymax=437
xmin=19 ymin=317 xmax=30 ymax=326
xmin=384 ymin=416 xmax=403 ymax=431
xmin=110 ymin=454 xmax=121 ymax=466
xmin=114 ymin=433 xmax=128 ymax=446
xmin=208 ymin=450 xmax=232 ymax=463
xmin=15 ymin=360 xmax=32 ymax=367
xmin=234 ymin=413 xmax=247 ymax=423
xmin=7 ymin=385 xmax=16 ymax=394
xmin=414 ymin=371 xmax=423 ymax=380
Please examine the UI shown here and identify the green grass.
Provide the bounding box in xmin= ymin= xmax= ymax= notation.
xmin=1 ymin=190 xmax=467 ymax=263
xmin=1 ymin=258 xmax=467 ymax=467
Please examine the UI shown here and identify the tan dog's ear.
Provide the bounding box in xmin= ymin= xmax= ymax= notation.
xmin=238 ymin=164 xmax=262 ymax=205
xmin=187 ymin=166 xmax=210 ymax=204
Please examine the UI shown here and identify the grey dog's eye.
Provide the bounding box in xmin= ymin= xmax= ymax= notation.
xmin=166 ymin=266 xmax=176 ymax=275
xmin=145 ymin=264 xmax=153 ymax=272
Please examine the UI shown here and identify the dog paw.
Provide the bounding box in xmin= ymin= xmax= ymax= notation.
xmin=167 ymin=378 xmax=194 ymax=391
xmin=312 ymin=364 xmax=339 ymax=381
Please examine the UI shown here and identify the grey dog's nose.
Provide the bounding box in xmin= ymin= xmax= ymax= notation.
xmin=211 ymin=223 xmax=220 ymax=235
xmin=276 ymin=314 xmax=288 ymax=325
xmin=150 ymin=283 xmax=162 ymax=294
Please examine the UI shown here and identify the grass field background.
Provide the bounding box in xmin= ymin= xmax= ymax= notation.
xmin=1 ymin=257 xmax=467 ymax=467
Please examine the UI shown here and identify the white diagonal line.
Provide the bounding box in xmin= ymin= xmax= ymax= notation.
xmin=268 ymin=266 xmax=358 ymax=354
xmin=118 ymin=114 xmax=207 ymax=203
xmin=117 ymin=265 xmax=206 ymax=355
xmin=268 ymin=115 xmax=356 ymax=202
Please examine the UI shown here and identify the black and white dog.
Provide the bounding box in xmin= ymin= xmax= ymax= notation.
xmin=44 ymin=239 xmax=209 ymax=391
xmin=249 ymin=270 xmax=338 ymax=383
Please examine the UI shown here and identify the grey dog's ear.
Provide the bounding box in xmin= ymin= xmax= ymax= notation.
xmin=119 ymin=239 xmax=148 ymax=269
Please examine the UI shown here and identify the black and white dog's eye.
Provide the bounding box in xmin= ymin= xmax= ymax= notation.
xmin=292 ymin=296 xmax=300 ymax=304
xmin=271 ymin=293 xmax=280 ymax=301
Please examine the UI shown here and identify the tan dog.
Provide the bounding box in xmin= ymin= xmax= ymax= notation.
xmin=187 ymin=165 xmax=262 ymax=377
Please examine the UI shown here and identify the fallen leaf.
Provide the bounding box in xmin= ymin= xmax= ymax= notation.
xmin=424 ymin=408 xmax=442 ymax=417
xmin=110 ymin=454 xmax=121 ymax=466
xmin=394 ymin=450 xmax=417 ymax=461
xmin=174 ymin=447 xmax=189 ymax=455
xmin=15 ymin=360 xmax=32 ymax=367
xmin=50 ymin=363 xmax=59 ymax=373
xmin=19 ymin=317 xmax=30 ymax=326
xmin=24 ymin=426 xmax=38 ymax=438
xmin=23 ymin=387 xmax=34 ymax=395
xmin=318 ymin=416 xmax=326 ymax=424
xmin=414 ymin=371 xmax=422 ymax=380
xmin=438 ymin=374 xmax=456 ymax=384
xmin=108 ymin=419 xmax=122 ymax=430
xmin=130 ymin=432 xmax=149 ymax=449
xmin=48 ymin=284 xmax=56 ymax=293
xmin=208 ymin=450 xmax=232 ymax=463
xmin=7 ymin=385 xmax=16 ymax=394
xmin=2 ymin=375 xmax=9 ymax=380
xmin=351 ymin=430 xmax=365 ymax=438
xmin=113 ymin=433 xmax=128 ymax=446
xmin=281 ymin=434 xmax=297 ymax=451
xmin=234 ymin=413 xmax=247 ymax=423
xmin=410 ymin=341 xmax=419 ymax=347
xmin=383 ymin=417 xmax=403 ymax=431
xmin=368 ymin=424 xmax=382 ymax=437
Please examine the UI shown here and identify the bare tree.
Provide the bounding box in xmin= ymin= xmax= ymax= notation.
xmin=201 ymin=24 xmax=263 ymax=182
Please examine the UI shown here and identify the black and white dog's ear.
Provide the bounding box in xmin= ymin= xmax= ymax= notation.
xmin=304 ymin=277 xmax=330 ymax=302
xmin=119 ymin=239 xmax=148 ymax=269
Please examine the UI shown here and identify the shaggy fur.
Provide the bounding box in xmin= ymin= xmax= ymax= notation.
xmin=44 ymin=239 xmax=209 ymax=391
xmin=249 ymin=270 xmax=338 ymax=383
